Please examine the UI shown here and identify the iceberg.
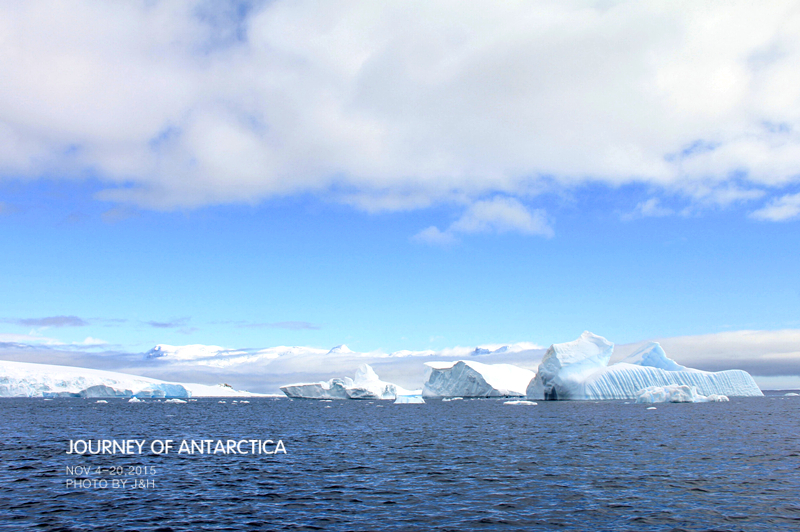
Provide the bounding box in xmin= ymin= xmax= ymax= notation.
xmin=635 ymin=385 xmax=730 ymax=403
xmin=527 ymin=332 xmax=763 ymax=400
xmin=280 ymin=364 xmax=412 ymax=400
xmin=527 ymin=331 xmax=613 ymax=400
xmin=394 ymin=395 xmax=425 ymax=404
xmin=622 ymin=342 xmax=685 ymax=371
xmin=280 ymin=377 xmax=352 ymax=399
xmin=422 ymin=360 xmax=535 ymax=398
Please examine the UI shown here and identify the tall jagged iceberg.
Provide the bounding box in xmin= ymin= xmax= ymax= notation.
xmin=280 ymin=364 xmax=412 ymax=400
xmin=422 ymin=360 xmax=535 ymax=398
xmin=526 ymin=331 xmax=613 ymax=400
xmin=527 ymin=332 xmax=763 ymax=400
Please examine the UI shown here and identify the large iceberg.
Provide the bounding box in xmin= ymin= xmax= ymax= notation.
xmin=422 ymin=360 xmax=535 ymax=398
xmin=526 ymin=331 xmax=613 ymax=400
xmin=0 ymin=360 xmax=259 ymax=398
xmin=526 ymin=332 xmax=763 ymax=400
xmin=280 ymin=364 xmax=412 ymax=400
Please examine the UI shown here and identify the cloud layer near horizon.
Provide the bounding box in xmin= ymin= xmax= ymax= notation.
xmin=1 ymin=1 xmax=800 ymax=223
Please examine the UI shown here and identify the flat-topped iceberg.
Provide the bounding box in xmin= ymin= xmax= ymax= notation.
xmin=394 ymin=395 xmax=425 ymax=404
xmin=280 ymin=364 xmax=412 ymax=400
xmin=527 ymin=332 xmax=763 ymax=400
xmin=422 ymin=360 xmax=535 ymax=398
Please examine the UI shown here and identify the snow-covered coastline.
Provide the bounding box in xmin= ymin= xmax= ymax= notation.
xmin=0 ymin=360 xmax=264 ymax=398
xmin=1 ymin=331 xmax=766 ymax=401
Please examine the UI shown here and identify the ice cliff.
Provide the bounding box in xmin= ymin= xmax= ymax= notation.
xmin=0 ymin=360 xmax=191 ymax=398
xmin=422 ymin=360 xmax=535 ymax=398
xmin=526 ymin=332 xmax=763 ymax=400
xmin=280 ymin=364 xmax=413 ymax=400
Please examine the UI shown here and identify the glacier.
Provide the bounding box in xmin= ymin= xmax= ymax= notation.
xmin=527 ymin=332 xmax=763 ymax=400
xmin=422 ymin=360 xmax=535 ymax=398
xmin=280 ymin=364 xmax=413 ymax=400
xmin=0 ymin=360 xmax=259 ymax=398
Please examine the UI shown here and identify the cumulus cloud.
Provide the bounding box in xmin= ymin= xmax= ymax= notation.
xmin=1 ymin=1 xmax=800 ymax=219
xmin=413 ymin=196 xmax=552 ymax=244
xmin=750 ymin=192 xmax=800 ymax=221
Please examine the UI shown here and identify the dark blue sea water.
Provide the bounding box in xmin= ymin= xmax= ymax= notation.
xmin=1 ymin=393 xmax=799 ymax=531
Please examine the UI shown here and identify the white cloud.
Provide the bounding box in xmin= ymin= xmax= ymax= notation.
xmin=75 ymin=337 xmax=108 ymax=346
xmin=750 ymin=192 xmax=800 ymax=221
xmin=412 ymin=225 xmax=457 ymax=246
xmin=621 ymin=197 xmax=673 ymax=220
xmin=413 ymin=196 xmax=553 ymax=244
xmin=451 ymin=197 xmax=553 ymax=236
xmin=1 ymin=1 xmax=800 ymax=213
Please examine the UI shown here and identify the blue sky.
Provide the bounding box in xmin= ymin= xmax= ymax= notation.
xmin=2 ymin=177 xmax=798 ymax=355
xmin=1 ymin=1 xmax=799 ymax=381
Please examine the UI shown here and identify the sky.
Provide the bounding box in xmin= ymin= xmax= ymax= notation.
xmin=1 ymin=1 xmax=799 ymax=388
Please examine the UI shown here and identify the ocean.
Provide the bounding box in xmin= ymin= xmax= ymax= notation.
xmin=2 ymin=393 xmax=798 ymax=531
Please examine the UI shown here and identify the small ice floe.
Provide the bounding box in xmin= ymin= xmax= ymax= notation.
xmin=165 ymin=398 xmax=186 ymax=404
xmin=239 ymin=400 xmax=249 ymax=404
xmin=325 ymin=406 xmax=331 ymax=408
xmin=394 ymin=396 xmax=425 ymax=404
xmin=646 ymin=407 xmax=657 ymax=410
xmin=636 ymin=384 xmax=729 ymax=404
xmin=503 ymin=400 xmax=538 ymax=406
xmin=43 ymin=398 xmax=53 ymax=401
xmin=128 ymin=397 xmax=142 ymax=403
xmin=785 ymin=392 xmax=799 ymax=397
xmin=218 ymin=400 xmax=226 ymax=404
xmin=96 ymin=400 xmax=108 ymax=404
xmin=320 ymin=399 xmax=333 ymax=402
xmin=442 ymin=397 xmax=464 ymax=402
